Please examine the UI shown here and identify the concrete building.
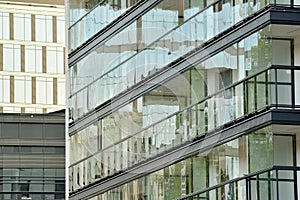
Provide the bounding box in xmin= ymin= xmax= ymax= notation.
xmin=67 ymin=0 xmax=300 ymax=199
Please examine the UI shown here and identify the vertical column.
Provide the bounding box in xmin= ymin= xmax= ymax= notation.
xmin=53 ymin=78 xmax=58 ymax=105
xmin=32 ymin=77 xmax=36 ymax=104
xmin=21 ymin=107 xmax=25 ymax=113
xmin=64 ymin=47 xmax=66 ymax=73
xmin=178 ymin=0 xmax=185 ymax=25
xmin=9 ymin=13 xmax=14 ymax=40
xmin=31 ymin=14 xmax=36 ymax=41
xmin=42 ymin=46 xmax=47 ymax=73
xmin=136 ymin=18 xmax=143 ymax=52
xmin=10 ymin=76 xmax=14 ymax=103
xmin=21 ymin=45 xmax=25 ymax=72
xmin=0 ymin=44 xmax=3 ymax=71
xmin=238 ymin=136 xmax=248 ymax=199
xmin=53 ymin=16 xmax=57 ymax=43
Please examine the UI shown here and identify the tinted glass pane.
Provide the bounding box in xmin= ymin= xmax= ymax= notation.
xmin=45 ymin=124 xmax=64 ymax=138
xmin=2 ymin=123 xmax=18 ymax=138
xmin=20 ymin=124 xmax=43 ymax=139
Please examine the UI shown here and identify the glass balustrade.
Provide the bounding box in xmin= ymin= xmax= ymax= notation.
xmin=68 ymin=1 xmax=296 ymax=121
xmin=69 ymin=66 xmax=300 ymax=192
xmin=69 ymin=0 xmax=143 ymax=51
xmin=178 ymin=167 xmax=298 ymax=200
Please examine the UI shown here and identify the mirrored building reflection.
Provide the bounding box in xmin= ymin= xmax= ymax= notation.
xmin=67 ymin=0 xmax=300 ymax=199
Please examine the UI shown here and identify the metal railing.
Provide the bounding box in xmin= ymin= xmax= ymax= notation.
xmin=177 ymin=165 xmax=300 ymax=199
xmin=69 ymin=65 xmax=300 ymax=192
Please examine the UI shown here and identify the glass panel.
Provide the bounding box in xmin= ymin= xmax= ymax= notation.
xmin=274 ymin=135 xmax=293 ymax=166
xmin=296 ymin=70 xmax=300 ymax=105
xmin=14 ymin=13 xmax=25 ymax=40
xmin=277 ymin=69 xmax=291 ymax=83
xmin=25 ymin=44 xmax=36 ymax=72
xmin=245 ymin=78 xmax=256 ymax=114
xmin=279 ymin=182 xmax=294 ymax=199
xmin=272 ymin=40 xmax=291 ymax=65
xmin=3 ymin=44 xmax=21 ymax=72
xmin=69 ymin=26 xmax=284 ymax=122
xmin=277 ymin=84 xmax=291 ymax=105
xmin=258 ymin=172 xmax=273 ymax=200
xmin=69 ymin=0 xmax=206 ymax=51
xmin=36 ymin=15 xmax=46 ymax=42
xmin=249 ymin=131 xmax=273 ymax=173
xmin=276 ymin=0 xmax=291 ymax=5
xmin=256 ymin=72 xmax=267 ymax=110
xmin=0 ymin=12 xmax=10 ymax=40
xmin=14 ymin=76 xmax=25 ymax=103
xmin=57 ymin=16 xmax=65 ymax=43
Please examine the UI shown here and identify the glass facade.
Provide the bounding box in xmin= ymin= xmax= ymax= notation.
xmin=0 ymin=2 xmax=65 ymax=114
xmin=84 ymin=126 xmax=296 ymax=199
xmin=68 ymin=25 xmax=293 ymax=121
xmin=68 ymin=11 xmax=294 ymax=121
xmin=69 ymin=64 xmax=299 ymax=192
xmin=67 ymin=0 xmax=300 ymax=198
xmin=0 ymin=114 xmax=65 ymax=200
xmin=0 ymin=168 xmax=65 ymax=200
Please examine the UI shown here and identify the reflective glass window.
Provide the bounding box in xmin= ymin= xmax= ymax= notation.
xmin=3 ymin=44 xmax=21 ymax=72
xmin=36 ymin=77 xmax=53 ymax=104
xmin=0 ymin=12 xmax=10 ymax=40
xmin=14 ymin=76 xmax=31 ymax=104
xmin=36 ymin=15 xmax=53 ymax=42
xmin=14 ymin=13 xmax=31 ymax=41
xmin=0 ymin=75 xmax=10 ymax=103
xmin=25 ymin=46 xmax=43 ymax=73
xmin=57 ymin=78 xmax=66 ymax=105
xmin=47 ymin=47 xmax=64 ymax=73
xmin=57 ymin=16 xmax=65 ymax=43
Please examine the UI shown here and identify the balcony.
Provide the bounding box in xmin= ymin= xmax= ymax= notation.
xmin=177 ymin=166 xmax=299 ymax=200
xmin=69 ymin=65 xmax=300 ymax=192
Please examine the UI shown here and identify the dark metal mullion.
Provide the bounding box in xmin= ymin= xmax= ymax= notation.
xmin=235 ymin=181 xmax=238 ymax=200
xmin=244 ymin=81 xmax=248 ymax=115
xmin=268 ymin=171 xmax=271 ymax=200
xmin=257 ymin=174 xmax=260 ymax=200
xmin=233 ymin=86 xmax=236 ymax=119
xmin=247 ymin=178 xmax=251 ymax=200
xmin=276 ymin=170 xmax=279 ymax=200
xmin=291 ymin=69 xmax=295 ymax=108
xmin=265 ymin=71 xmax=269 ymax=106
xmin=291 ymin=39 xmax=294 ymax=65
xmin=275 ymin=69 xmax=278 ymax=108
xmin=293 ymin=169 xmax=298 ymax=199
xmin=254 ymin=77 xmax=257 ymax=110
xmin=293 ymin=135 xmax=298 ymax=199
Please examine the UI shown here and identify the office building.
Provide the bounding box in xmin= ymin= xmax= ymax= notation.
xmin=0 ymin=0 xmax=65 ymax=114
xmin=67 ymin=0 xmax=300 ymax=199
xmin=0 ymin=112 xmax=65 ymax=200
xmin=0 ymin=0 xmax=66 ymax=199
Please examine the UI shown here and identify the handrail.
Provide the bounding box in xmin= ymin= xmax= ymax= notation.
xmin=176 ymin=165 xmax=300 ymax=200
xmin=68 ymin=0 xmax=156 ymax=54
xmin=69 ymin=0 xmax=106 ymax=30
xmin=68 ymin=0 xmax=220 ymax=98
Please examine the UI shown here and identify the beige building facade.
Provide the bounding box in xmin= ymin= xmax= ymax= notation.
xmin=0 ymin=0 xmax=65 ymax=113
